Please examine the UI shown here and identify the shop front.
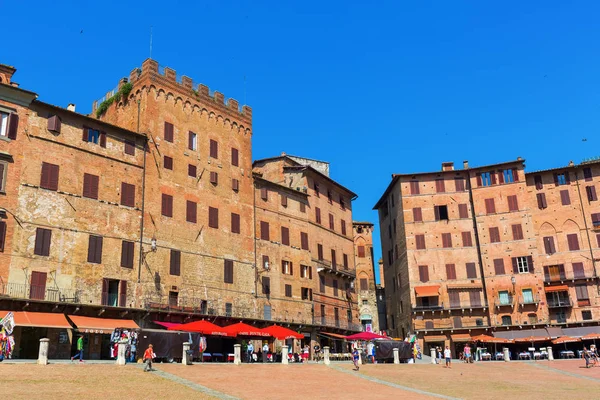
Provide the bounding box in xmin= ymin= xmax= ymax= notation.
xmin=67 ymin=315 xmax=140 ymax=360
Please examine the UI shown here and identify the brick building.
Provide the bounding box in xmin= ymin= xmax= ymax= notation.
xmin=353 ymin=221 xmax=380 ymax=332
xmin=0 ymin=60 xmax=360 ymax=358
xmin=375 ymin=158 xmax=600 ymax=356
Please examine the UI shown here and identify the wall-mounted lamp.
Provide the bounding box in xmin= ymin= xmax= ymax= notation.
xmin=151 ymin=237 xmax=157 ymax=252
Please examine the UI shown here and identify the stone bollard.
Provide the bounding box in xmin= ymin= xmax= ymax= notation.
xmin=281 ymin=345 xmax=289 ymax=365
xmin=182 ymin=342 xmax=192 ymax=365
xmin=38 ymin=338 xmax=49 ymax=365
xmin=116 ymin=341 xmax=127 ymax=366
xmin=393 ymin=347 xmax=400 ymax=364
xmin=430 ymin=347 xmax=437 ymax=364
xmin=547 ymin=346 xmax=554 ymax=361
xmin=323 ymin=346 xmax=330 ymax=365
xmin=234 ymin=344 xmax=241 ymax=365
xmin=503 ymin=347 xmax=510 ymax=362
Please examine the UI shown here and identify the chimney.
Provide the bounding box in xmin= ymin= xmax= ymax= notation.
xmin=67 ymin=103 xmax=76 ymax=112
xmin=442 ymin=162 xmax=454 ymax=171
xmin=463 ymin=160 xmax=469 ymax=170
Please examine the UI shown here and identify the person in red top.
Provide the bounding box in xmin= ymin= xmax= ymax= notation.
xmin=143 ymin=344 xmax=155 ymax=372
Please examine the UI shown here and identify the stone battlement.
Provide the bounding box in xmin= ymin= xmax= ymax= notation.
xmin=93 ymin=58 xmax=251 ymax=121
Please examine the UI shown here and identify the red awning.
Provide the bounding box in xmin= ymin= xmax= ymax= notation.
xmin=221 ymin=322 xmax=269 ymax=337
xmin=68 ymin=315 xmax=139 ymax=333
xmin=415 ymin=285 xmax=440 ymax=297
xmin=545 ymin=285 xmax=569 ymax=292
xmin=0 ymin=311 xmax=71 ymax=329
xmin=319 ymin=332 xmax=347 ymax=340
xmin=168 ymin=320 xmax=231 ymax=336
xmin=261 ymin=325 xmax=303 ymax=340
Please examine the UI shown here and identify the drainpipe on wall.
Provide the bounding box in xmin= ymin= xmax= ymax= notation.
xmin=137 ymin=99 xmax=147 ymax=285
xmin=253 ymin=179 xmax=258 ymax=298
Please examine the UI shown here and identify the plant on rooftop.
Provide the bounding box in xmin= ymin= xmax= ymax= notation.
xmin=96 ymin=82 xmax=134 ymax=118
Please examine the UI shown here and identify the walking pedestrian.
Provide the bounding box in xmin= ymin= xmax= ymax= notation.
xmin=437 ymin=346 xmax=442 ymax=365
xmin=262 ymin=342 xmax=269 ymax=363
xmin=444 ymin=346 xmax=452 ymax=368
xmin=71 ymin=334 xmax=84 ymax=363
xmin=352 ymin=347 xmax=360 ymax=371
xmin=464 ymin=344 xmax=472 ymax=363
xmin=143 ymin=344 xmax=155 ymax=372
xmin=302 ymin=344 xmax=309 ymax=363
xmin=583 ymin=347 xmax=591 ymax=368
xmin=247 ymin=341 xmax=254 ymax=363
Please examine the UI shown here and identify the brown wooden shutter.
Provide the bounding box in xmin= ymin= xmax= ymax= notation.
xmin=435 ymin=179 xmax=445 ymax=193
xmin=565 ymin=172 xmax=571 ymax=184
xmin=186 ymin=201 xmax=197 ymax=223
xmin=119 ymin=281 xmax=127 ymax=307
xmin=208 ymin=207 xmax=219 ymax=228
xmin=445 ymin=264 xmax=456 ymax=280
xmin=490 ymin=171 xmax=497 ymax=185
xmin=188 ymin=164 xmax=197 ymax=177
xmin=442 ymin=233 xmax=452 ymax=248
xmin=289 ymin=262 xmax=294 ymax=276
xmin=508 ymin=195 xmax=518 ymax=211
xmin=281 ymin=227 xmax=290 ymax=245
xmin=567 ymin=233 xmax=579 ymax=250
xmin=587 ymin=186 xmax=598 ymax=201
xmin=161 ymin=194 xmax=173 ymax=217
xmin=0 ymin=220 xmax=6 ymax=252
xmin=95 ymin=236 xmax=103 ymax=264
xmin=455 ymin=178 xmax=465 ymax=191
xmin=260 ymin=221 xmax=269 ymax=240
xmin=164 ymin=122 xmax=173 ymax=142
xmin=560 ymin=190 xmax=570 ymax=205
xmin=466 ymin=262 xmax=477 ymax=278
xmin=7 ymin=113 xmax=19 ymax=140
xmin=281 ymin=194 xmax=287 ymax=207
xmin=485 ymin=198 xmax=495 ymax=214
xmin=512 ymin=169 xmax=519 ymax=182
xmin=534 ymin=175 xmax=543 ymax=190
xmin=82 ymin=126 xmax=89 ymax=142
xmin=331 ymin=249 xmax=336 ymax=268
xmin=170 ymin=250 xmax=181 ymax=275
xmin=121 ymin=182 xmax=135 ymax=207
xmin=461 ymin=231 xmax=472 ymax=247
xmin=316 ymin=207 xmax=321 ymax=224
xmin=34 ymin=228 xmax=45 ymax=256
xmin=30 ymin=271 xmax=47 ymax=300
xmin=553 ymin=172 xmax=559 ymax=186
xmin=512 ymin=224 xmax=523 ymax=240
xmin=511 ymin=257 xmax=518 ymax=273
xmin=469 ymin=291 xmax=482 ymax=307
xmin=415 ymin=234 xmax=425 ymax=249
xmin=458 ymin=204 xmax=468 ymax=219
xmin=299 ymin=202 xmax=306 ymax=212
xmin=300 ymin=232 xmax=308 ymax=250
xmin=493 ymin=259 xmax=505 ymax=275
xmin=232 ymin=178 xmax=239 ymax=191
xmin=527 ymin=255 xmax=534 ymax=273
xmin=99 ymin=131 xmax=107 ymax=148
xmin=210 ymin=139 xmax=218 ymax=158
xmin=497 ymin=170 xmax=505 ymax=184
xmin=584 ymin=168 xmax=593 ymax=181
xmin=163 ymin=156 xmax=173 ymax=170
xmin=0 ymin=163 xmax=4 ymax=192
xmin=413 ymin=207 xmax=422 ymax=222
xmin=476 ymin=173 xmax=482 ymax=187
xmin=210 ymin=171 xmax=218 ymax=185
xmin=83 ymin=173 xmax=99 ymax=199
xmin=231 ymin=213 xmax=240 ymax=234
xmin=329 ymin=213 xmax=334 ymax=230
xmin=318 ymin=244 xmax=323 ymax=260
xmin=261 ymin=188 xmax=268 ymax=200
xmin=357 ymin=245 xmax=365 ymax=257
xmin=419 ymin=265 xmax=429 ymax=282
xmin=124 ymin=140 xmax=135 ymax=155
xmin=120 ymin=241 xmax=134 ymax=268
xmin=489 ymin=227 xmax=500 ymax=243
xmin=231 ymin=148 xmax=239 ymax=166
xmin=537 ymin=193 xmax=547 ymax=209
xmin=284 ymin=284 xmax=291 ymax=297
xmin=309 ymin=266 xmax=313 ymax=280
xmin=573 ymin=263 xmax=585 ymax=279
xmin=543 ymin=236 xmax=556 ymax=254
xmin=434 ymin=206 xmax=440 ymax=221
xmin=47 ymin=115 xmax=61 ymax=133
xmin=410 ymin=181 xmax=420 ymax=195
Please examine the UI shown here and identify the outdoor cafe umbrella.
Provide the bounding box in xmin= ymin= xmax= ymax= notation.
xmin=471 ymin=334 xmax=512 ymax=355
xmin=261 ymin=325 xmax=303 ymax=340
xmin=168 ymin=320 xmax=231 ymax=337
xmin=551 ymin=336 xmax=581 ymax=350
xmin=222 ymin=322 xmax=270 ymax=337
xmin=345 ymin=332 xmax=387 ymax=341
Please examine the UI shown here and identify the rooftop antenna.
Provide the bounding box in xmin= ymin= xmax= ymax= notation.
xmin=149 ymin=26 xmax=153 ymax=59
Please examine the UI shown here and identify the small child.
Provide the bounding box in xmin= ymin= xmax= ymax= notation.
xmin=352 ymin=348 xmax=360 ymax=371
xmin=143 ymin=344 xmax=156 ymax=372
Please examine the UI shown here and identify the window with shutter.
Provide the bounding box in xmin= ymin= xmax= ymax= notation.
xmin=413 ymin=207 xmax=423 ymax=222
xmin=34 ymin=228 xmax=52 ymax=256
xmin=83 ymin=173 xmax=99 ymax=199
xmin=560 ymin=190 xmax=571 ymax=205
xmin=209 ymin=139 xmax=218 ymax=158
xmin=231 ymin=147 xmax=239 ymax=167
xmin=410 ymin=181 xmax=420 ymax=195
xmin=343 ymin=254 xmax=349 ymax=269
xmin=260 ymin=188 xmax=268 ymax=201
xmin=29 ymin=271 xmax=47 ymax=301
xmin=592 ymin=213 xmax=600 ymax=228
xmin=512 ymin=224 xmax=524 ymax=240
xmin=7 ymin=113 xmax=18 ymax=140
xmin=583 ymin=168 xmax=593 ymax=181
xmin=161 ymin=194 xmax=173 ymax=217
xmin=586 ymin=186 xmax=598 ymax=202
xmin=415 ymin=234 xmax=426 ymax=250
xmin=188 ymin=131 xmax=197 ymax=150
xmin=187 ymin=164 xmax=197 ymax=178
xmin=493 ymin=259 xmax=505 ymax=275
xmin=331 ymin=249 xmax=337 ymax=268
xmin=466 ymin=262 xmax=477 ymax=279
xmin=418 ymin=265 xmax=429 ymax=282
xmin=300 ymin=232 xmax=309 ymax=250
xmin=186 ymin=201 xmax=197 ymax=223
xmin=210 ymin=171 xmax=218 ymax=185
xmin=567 ymin=233 xmax=580 ymax=251
xmin=357 ymin=245 xmax=365 ymax=257
xmin=40 ymin=162 xmax=59 ymax=191
xmin=360 ymin=278 xmax=368 ymax=291
xmin=341 ymin=220 xmax=347 ymax=235
xmin=469 ymin=291 xmax=482 ymax=307
xmin=507 ymin=195 xmax=518 ymax=211
xmin=534 ymin=175 xmax=543 ymax=190
xmin=299 ymin=202 xmax=306 ymax=213
xmin=543 ymin=236 xmax=556 ymax=254
xmin=329 ymin=213 xmax=334 ymax=230
xmin=575 ymin=284 xmax=589 ymax=300
xmin=0 ymin=162 xmax=5 ymax=192
xmin=445 ymin=264 xmax=456 ymax=280
xmin=458 ymin=204 xmax=468 ymax=219
xmin=164 ymin=122 xmax=174 ymax=142
xmin=120 ymin=241 xmax=134 ymax=268
xmin=169 ymin=250 xmax=181 ymax=275
xmin=232 ymin=178 xmax=239 ymax=192
xmin=449 ymin=292 xmax=460 ymax=308
xmin=224 ymin=259 xmax=234 ymax=283
xmin=317 ymin=244 xmax=323 ymax=260
xmin=87 ymin=235 xmax=103 ymax=264
xmin=435 ymin=179 xmax=445 ymax=193
xmin=285 ymin=284 xmax=292 ymax=297
xmin=497 ymin=170 xmax=505 ymax=184
xmin=231 ymin=213 xmax=240 ymax=234
xmin=121 ymin=182 xmax=135 ymax=207
xmin=47 ymin=115 xmax=61 ymax=133
xmin=0 ymin=220 xmax=6 ymax=252
xmin=455 ymin=178 xmax=465 ymax=191
xmin=99 ymin=131 xmax=107 ymax=148
xmin=333 ymin=280 xmax=339 ymax=296
xmin=489 ymin=227 xmax=500 ymax=243
xmin=164 ymin=156 xmax=173 ymax=170
xmin=281 ymin=227 xmax=290 ymax=245
xmin=485 ymin=198 xmax=496 ymax=214
xmin=260 ymin=221 xmax=270 ymax=240
xmin=441 ymin=233 xmax=452 ymax=248
xmin=124 ymin=140 xmax=135 ymax=155
xmin=208 ymin=207 xmax=219 ymax=228
xmin=537 ymin=193 xmax=547 ymax=209
xmin=461 ymin=231 xmax=473 ymax=247
xmin=573 ymin=262 xmax=585 ymax=279
xmin=315 ymin=207 xmax=321 ymax=224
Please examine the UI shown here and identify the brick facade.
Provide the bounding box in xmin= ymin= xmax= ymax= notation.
xmin=353 ymin=221 xmax=380 ymax=332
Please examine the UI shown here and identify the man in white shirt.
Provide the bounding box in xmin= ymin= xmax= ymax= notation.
xmin=262 ymin=342 xmax=269 ymax=362
xmin=444 ymin=346 xmax=452 ymax=368
xmin=247 ymin=342 xmax=254 ymax=363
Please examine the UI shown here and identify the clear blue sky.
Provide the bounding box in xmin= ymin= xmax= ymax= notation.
xmin=5 ymin=2 xmax=600 ymax=283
